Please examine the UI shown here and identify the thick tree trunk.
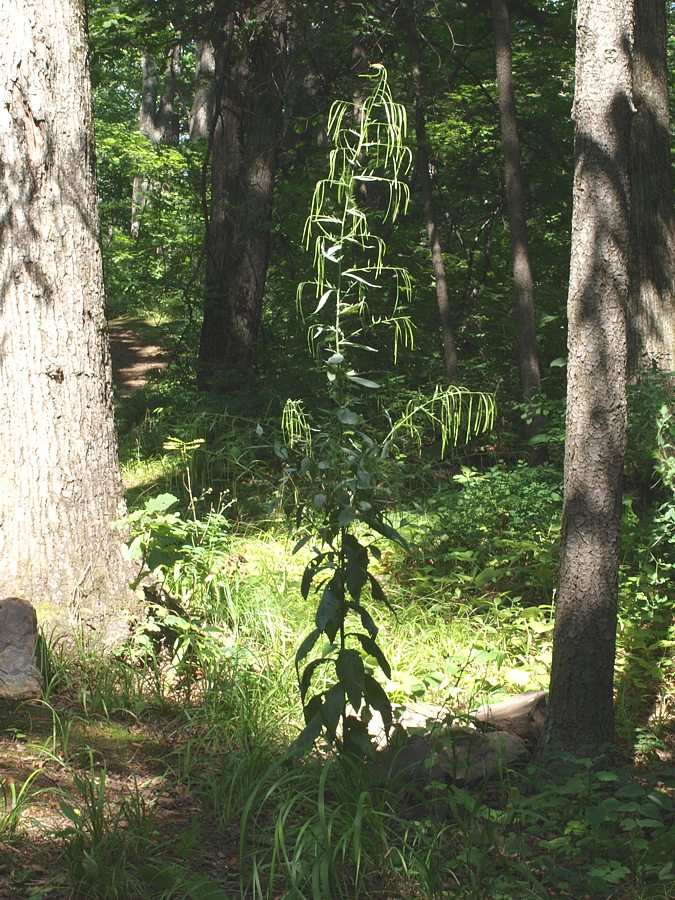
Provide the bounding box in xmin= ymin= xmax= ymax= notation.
xmin=0 ymin=0 xmax=136 ymax=639
xmin=627 ymin=0 xmax=675 ymax=376
xmin=491 ymin=0 xmax=542 ymax=430
xmin=406 ymin=11 xmax=459 ymax=382
xmin=198 ymin=4 xmax=286 ymax=391
xmin=546 ymin=0 xmax=633 ymax=754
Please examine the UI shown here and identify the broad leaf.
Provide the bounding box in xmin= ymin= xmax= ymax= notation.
xmin=299 ymin=658 xmax=325 ymax=701
xmin=344 ymin=533 xmax=368 ymax=600
xmin=296 ymin=628 xmax=320 ymax=666
xmin=145 ymin=493 xmax=178 ymax=514
xmin=322 ymin=684 xmax=345 ymax=740
xmin=316 ymin=581 xmax=342 ymax=641
xmin=336 ymin=407 xmax=363 ymax=425
xmin=354 ymin=634 xmax=391 ymax=679
xmin=336 ymin=648 xmax=365 ymax=711
xmin=347 ymin=375 xmax=380 ymax=389
xmin=349 ymin=602 xmax=378 ymax=638
xmin=363 ymin=673 xmax=393 ymax=735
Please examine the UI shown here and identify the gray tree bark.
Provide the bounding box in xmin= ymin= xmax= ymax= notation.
xmin=0 ymin=0 xmax=136 ymax=639
xmin=546 ymin=0 xmax=633 ymax=753
xmin=627 ymin=0 xmax=675 ymax=376
xmin=491 ymin=0 xmax=542 ymax=434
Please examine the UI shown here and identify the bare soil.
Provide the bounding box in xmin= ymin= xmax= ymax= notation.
xmin=108 ymin=317 xmax=168 ymax=395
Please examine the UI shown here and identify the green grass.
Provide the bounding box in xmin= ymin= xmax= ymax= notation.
xmin=2 ymin=376 xmax=672 ymax=897
xmin=1 ymin=504 xmax=671 ymax=897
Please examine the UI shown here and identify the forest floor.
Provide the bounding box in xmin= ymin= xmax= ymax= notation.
xmin=1 ymin=322 xmax=672 ymax=897
xmin=109 ymin=317 xmax=168 ymax=395
xmin=0 ymin=322 xmax=242 ymax=898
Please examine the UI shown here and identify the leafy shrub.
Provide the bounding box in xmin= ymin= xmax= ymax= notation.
xmin=420 ymin=462 xmax=562 ymax=604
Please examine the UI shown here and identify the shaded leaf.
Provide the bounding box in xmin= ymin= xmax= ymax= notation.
xmin=336 ymin=649 xmax=365 ymax=711
xmin=296 ymin=628 xmax=320 ymax=666
xmin=363 ymin=673 xmax=393 ymax=734
xmin=354 ymin=634 xmax=391 ymax=679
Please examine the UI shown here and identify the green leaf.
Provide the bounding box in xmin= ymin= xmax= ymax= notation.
xmin=145 ymin=493 xmax=178 ymax=513
xmin=354 ymin=634 xmax=391 ymax=679
xmin=363 ymin=673 xmax=393 ymax=734
xmin=362 ymin=514 xmax=409 ymax=550
xmin=347 ymin=375 xmax=380 ymax=389
xmin=296 ymin=628 xmax=320 ymax=666
xmin=316 ymin=583 xmax=342 ymax=641
xmin=299 ymin=658 xmax=325 ymax=701
xmin=336 ymin=649 xmax=365 ymax=711
xmin=293 ymin=713 xmax=323 ymax=754
xmin=348 ymin=602 xmax=378 ymax=638
xmin=322 ymin=684 xmax=345 ymax=740
xmin=344 ymin=533 xmax=368 ymax=600
xmin=336 ymin=407 xmax=363 ymax=425
xmin=368 ymin=573 xmax=387 ymax=604
xmin=338 ymin=506 xmax=357 ymax=527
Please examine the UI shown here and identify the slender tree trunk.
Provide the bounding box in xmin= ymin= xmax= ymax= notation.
xmin=546 ymin=0 xmax=633 ymax=754
xmin=198 ymin=3 xmax=287 ymax=391
xmin=131 ymin=46 xmax=181 ymax=238
xmin=406 ymin=9 xmax=459 ymax=381
xmin=627 ymin=0 xmax=675 ymax=377
xmin=491 ymin=0 xmax=542 ymax=430
xmin=0 ymin=0 xmax=136 ymax=639
xmin=189 ymin=39 xmax=216 ymax=141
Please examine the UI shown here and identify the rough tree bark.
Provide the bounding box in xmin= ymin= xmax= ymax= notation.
xmin=0 ymin=0 xmax=136 ymax=639
xmin=546 ymin=0 xmax=633 ymax=753
xmin=198 ymin=3 xmax=287 ymax=391
xmin=491 ymin=0 xmax=542 ymax=432
xmin=627 ymin=0 xmax=675 ymax=376
xmin=406 ymin=7 xmax=459 ymax=381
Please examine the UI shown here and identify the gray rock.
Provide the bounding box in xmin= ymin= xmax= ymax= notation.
xmin=440 ymin=728 xmax=530 ymax=784
xmin=471 ymin=690 xmax=548 ymax=750
xmin=0 ymin=598 xmax=41 ymax=700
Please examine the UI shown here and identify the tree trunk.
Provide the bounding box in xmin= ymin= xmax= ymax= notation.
xmin=627 ymin=0 xmax=675 ymax=377
xmin=198 ymin=4 xmax=287 ymax=391
xmin=406 ymin=9 xmax=459 ymax=381
xmin=189 ymin=39 xmax=216 ymax=141
xmin=0 ymin=0 xmax=136 ymax=640
xmin=546 ymin=0 xmax=633 ymax=754
xmin=131 ymin=46 xmax=181 ymax=238
xmin=491 ymin=0 xmax=542 ymax=431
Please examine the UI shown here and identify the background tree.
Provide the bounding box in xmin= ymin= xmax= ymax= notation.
xmin=130 ymin=45 xmax=182 ymax=238
xmin=0 ymin=0 xmax=136 ymax=637
xmin=546 ymin=0 xmax=633 ymax=753
xmin=404 ymin=3 xmax=459 ymax=381
xmin=491 ymin=0 xmax=542 ymax=440
xmin=197 ymin=1 xmax=288 ymax=391
xmin=627 ymin=0 xmax=675 ymax=377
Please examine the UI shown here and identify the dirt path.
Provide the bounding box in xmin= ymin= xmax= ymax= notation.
xmin=108 ymin=316 xmax=168 ymax=395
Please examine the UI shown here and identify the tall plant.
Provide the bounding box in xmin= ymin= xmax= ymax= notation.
xmin=288 ymin=66 xmax=495 ymax=755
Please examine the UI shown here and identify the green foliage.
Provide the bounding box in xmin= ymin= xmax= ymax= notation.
xmin=122 ymin=491 xmax=233 ymax=612
xmin=440 ymin=757 xmax=675 ymax=898
xmin=0 ymin=769 xmax=43 ymax=838
xmin=57 ymin=755 xmax=228 ymax=899
xmin=417 ymin=463 xmax=562 ymax=604
xmin=288 ymin=66 xmax=495 ymax=755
